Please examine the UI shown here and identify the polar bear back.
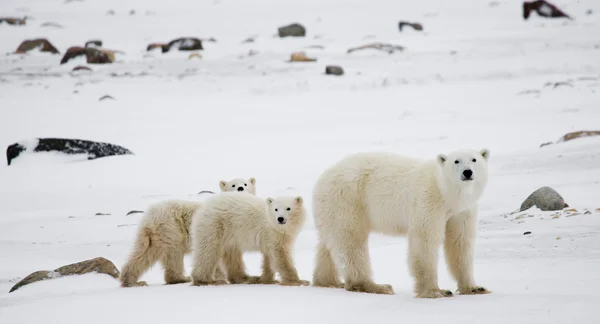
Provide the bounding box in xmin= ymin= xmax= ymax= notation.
xmin=193 ymin=192 xmax=269 ymax=251
xmin=313 ymin=152 xmax=441 ymax=236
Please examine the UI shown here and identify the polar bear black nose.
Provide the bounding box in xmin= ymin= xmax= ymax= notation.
xmin=463 ymin=169 xmax=473 ymax=179
xmin=237 ymin=187 xmax=244 ymax=191
xmin=277 ymin=217 xmax=285 ymax=224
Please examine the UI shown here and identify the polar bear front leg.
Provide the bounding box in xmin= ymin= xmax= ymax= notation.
xmin=408 ymin=216 xmax=453 ymax=298
xmin=271 ymin=244 xmax=310 ymax=287
xmin=444 ymin=210 xmax=491 ymax=295
xmin=247 ymin=253 xmax=280 ymax=284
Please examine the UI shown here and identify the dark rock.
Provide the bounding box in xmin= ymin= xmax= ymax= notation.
xmin=162 ymin=38 xmax=203 ymax=53
xmin=398 ymin=21 xmax=423 ymax=32
xmin=523 ymin=231 xmax=532 ymax=235
xmin=520 ymin=186 xmax=567 ymax=212
xmin=6 ymin=138 xmax=134 ymax=166
xmin=325 ymin=65 xmax=344 ymax=76
xmin=146 ymin=43 xmax=166 ymax=51
xmin=523 ymin=1 xmax=572 ymax=20
xmin=9 ymin=257 xmax=119 ymax=293
xmin=99 ymin=95 xmax=115 ymax=101
xmin=72 ymin=65 xmax=92 ymax=72
xmin=278 ymin=23 xmax=306 ymax=37
xmin=15 ymin=39 xmax=60 ymax=54
xmin=0 ymin=17 xmax=27 ymax=25
xmin=126 ymin=210 xmax=144 ymax=216
xmin=85 ymin=40 xmax=103 ymax=48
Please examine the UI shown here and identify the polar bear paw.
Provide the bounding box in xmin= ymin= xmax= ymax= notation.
xmin=121 ymin=280 xmax=148 ymax=288
xmin=192 ymin=279 xmax=228 ymax=286
xmin=280 ymin=279 xmax=311 ymax=287
xmin=459 ymin=286 xmax=491 ymax=295
xmin=246 ymin=276 xmax=280 ymax=285
xmin=416 ymin=288 xmax=454 ymax=298
xmin=165 ymin=276 xmax=192 ymax=285
xmin=345 ymin=282 xmax=394 ymax=295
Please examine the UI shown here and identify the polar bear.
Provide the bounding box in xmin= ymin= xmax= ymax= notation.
xmin=311 ymin=149 xmax=491 ymax=298
xmin=119 ymin=177 xmax=257 ymax=288
xmin=190 ymin=192 xmax=309 ymax=287
xmin=220 ymin=177 xmax=256 ymax=194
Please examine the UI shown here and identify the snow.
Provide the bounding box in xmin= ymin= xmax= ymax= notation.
xmin=1 ymin=0 xmax=600 ymax=323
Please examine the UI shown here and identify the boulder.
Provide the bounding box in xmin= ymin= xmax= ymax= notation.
xmin=278 ymin=23 xmax=306 ymax=37
xmin=523 ymin=0 xmax=572 ymax=20
xmin=325 ymin=65 xmax=344 ymax=76
xmin=60 ymin=47 xmax=114 ymax=64
xmin=0 ymin=17 xmax=27 ymax=25
xmin=289 ymin=52 xmax=316 ymax=62
xmin=9 ymin=257 xmax=119 ymax=293
xmin=162 ymin=38 xmax=203 ymax=53
xmin=6 ymin=138 xmax=134 ymax=166
xmin=15 ymin=39 xmax=60 ymax=54
xmin=520 ymin=186 xmax=568 ymax=212
xmin=398 ymin=21 xmax=423 ymax=32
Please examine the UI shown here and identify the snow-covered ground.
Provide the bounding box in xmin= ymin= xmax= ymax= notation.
xmin=1 ymin=0 xmax=600 ymax=323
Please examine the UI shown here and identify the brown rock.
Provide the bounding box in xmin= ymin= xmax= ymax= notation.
xmin=398 ymin=21 xmax=423 ymax=32
xmin=9 ymin=257 xmax=119 ymax=293
xmin=559 ymin=130 xmax=600 ymax=142
xmin=188 ymin=52 xmax=202 ymax=60
xmin=60 ymin=47 xmax=114 ymax=65
xmin=325 ymin=65 xmax=344 ymax=76
xmin=523 ymin=1 xmax=572 ymax=20
xmin=289 ymin=52 xmax=316 ymax=62
xmin=0 ymin=17 xmax=27 ymax=25
xmin=15 ymin=39 xmax=60 ymax=54
xmin=146 ymin=43 xmax=167 ymax=51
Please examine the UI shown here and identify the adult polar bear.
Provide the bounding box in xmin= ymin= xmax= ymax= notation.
xmin=311 ymin=149 xmax=491 ymax=298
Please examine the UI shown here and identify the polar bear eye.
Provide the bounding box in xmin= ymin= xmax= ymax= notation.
xmin=472 ymin=158 xmax=477 ymax=162
xmin=275 ymin=208 xmax=278 ymax=212
xmin=244 ymin=183 xmax=247 ymax=186
xmin=286 ymin=207 xmax=291 ymax=211
xmin=454 ymin=160 xmax=459 ymax=164
xmin=231 ymin=184 xmax=235 ymax=188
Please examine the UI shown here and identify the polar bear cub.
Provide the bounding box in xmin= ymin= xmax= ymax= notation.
xmin=190 ymin=192 xmax=310 ymax=287
xmin=119 ymin=177 xmax=257 ymax=288
xmin=311 ymin=149 xmax=491 ymax=298
xmin=220 ymin=177 xmax=256 ymax=194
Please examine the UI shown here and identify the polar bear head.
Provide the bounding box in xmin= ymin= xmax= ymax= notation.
xmin=265 ymin=196 xmax=306 ymax=232
xmin=219 ymin=177 xmax=256 ymax=195
xmin=436 ymin=149 xmax=490 ymax=200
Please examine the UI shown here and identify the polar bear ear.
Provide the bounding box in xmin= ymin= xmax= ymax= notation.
xmin=436 ymin=154 xmax=447 ymax=165
xmin=480 ymin=148 xmax=490 ymax=160
xmin=219 ymin=180 xmax=227 ymax=191
xmin=295 ymin=196 xmax=303 ymax=205
xmin=266 ymin=197 xmax=274 ymax=205
xmin=248 ymin=177 xmax=256 ymax=185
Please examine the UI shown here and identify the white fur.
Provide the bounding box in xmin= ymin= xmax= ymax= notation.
xmin=118 ymin=177 xmax=257 ymax=287
xmin=190 ymin=192 xmax=310 ymax=286
xmin=219 ymin=177 xmax=256 ymax=195
xmin=311 ymin=149 xmax=491 ymax=298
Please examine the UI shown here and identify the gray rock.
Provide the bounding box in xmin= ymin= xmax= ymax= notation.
xmin=278 ymin=23 xmax=306 ymax=37
xmin=325 ymin=65 xmax=344 ymax=76
xmin=520 ymin=186 xmax=567 ymax=211
xmin=9 ymin=257 xmax=120 ymax=293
